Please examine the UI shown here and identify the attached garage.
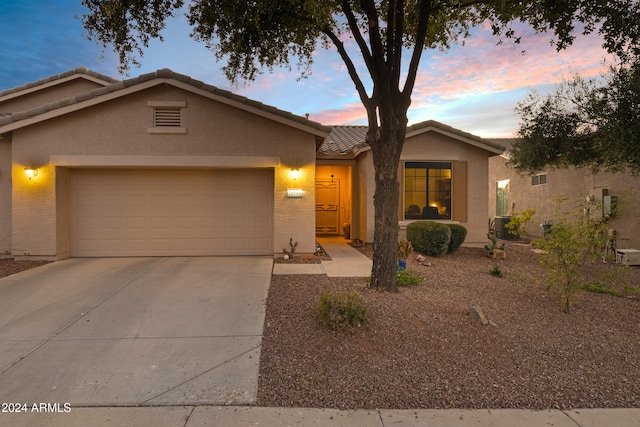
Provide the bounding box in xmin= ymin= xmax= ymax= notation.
xmin=2 ymin=68 xmax=328 ymax=259
xmin=69 ymin=169 xmax=274 ymax=257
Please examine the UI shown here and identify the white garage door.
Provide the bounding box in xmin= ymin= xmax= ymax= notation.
xmin=70 ymin=169 xmax=273 ymax=256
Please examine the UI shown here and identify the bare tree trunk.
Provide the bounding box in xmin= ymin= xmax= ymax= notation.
xmin=368 ymin=122 xmax=406 ymax=292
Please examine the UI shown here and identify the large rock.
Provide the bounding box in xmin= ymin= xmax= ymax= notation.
xmin=469 ymin=304 xmax=489 ymax=325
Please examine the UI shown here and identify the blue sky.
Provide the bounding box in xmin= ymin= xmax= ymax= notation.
xmin=0 ymin=1 xmax=612 ymax=137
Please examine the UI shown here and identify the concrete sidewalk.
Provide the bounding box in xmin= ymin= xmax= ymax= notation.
xmin=3 ymin=406 xmax=639 ymax=426
xmin=272 ymin=236 xmax=372 ymax=277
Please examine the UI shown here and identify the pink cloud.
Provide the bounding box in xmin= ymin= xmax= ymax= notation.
xmin=410 ymin=25 xmax=612 ymax=103
xmin=311 ymin=102 xmax=367 ymax=125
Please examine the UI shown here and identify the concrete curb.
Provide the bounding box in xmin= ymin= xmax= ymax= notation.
xmin=3 ymin=406 xmax=639 ymax=427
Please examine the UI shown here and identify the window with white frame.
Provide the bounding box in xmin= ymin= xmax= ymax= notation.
xmin=531 ymin=173 xmax=547 ymax=186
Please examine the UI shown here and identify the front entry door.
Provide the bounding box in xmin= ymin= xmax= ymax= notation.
xmin=316 ymin=179 xmax=340 ymax=234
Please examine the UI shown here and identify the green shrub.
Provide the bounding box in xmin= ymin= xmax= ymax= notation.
xmin=532 ymin=198 xmax=607 ymax=313
xmin=446 ymin=224 xmax=467 ymax=253
xmin=407 ymin=221 xmax=451 ymax=257
xmin=316 ymin=289 xmax=369 ymax=334
xmin=506 ymin=208 xmax=536 ymax=240
xmin=397 ymin=269 xmax=423 ymax=287
xmin=490 ymin=265 xmax=503 ymax=278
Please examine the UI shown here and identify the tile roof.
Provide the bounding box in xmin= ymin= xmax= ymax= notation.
xmin=0 ymin=67 xmax=507 ymax=155
xmin=319 ymin=125 xmax=368 ymax=155
xmin=0 ymin=68 xmax=331 ymax=136
xmin=320 ymin=120 xmax=506 ymax=156
xmin=0 ymin=67 xmax=119 ymax=98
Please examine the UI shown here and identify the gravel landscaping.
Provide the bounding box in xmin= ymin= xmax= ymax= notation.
xmin=258 ymin=242 xmax=640 ymax=410
xmin=0 ymin=259 xmax=51 ymax=278
xmin=2 ymin=247 xmax=638 ymax=411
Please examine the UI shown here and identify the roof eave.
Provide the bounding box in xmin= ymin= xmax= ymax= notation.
xmin=406 ymin=123 xmax=505 ymax=155
xmin=0 ymin=71 xmax=332 ymax=138
xmin=0 ymin=67 xmax=118 ymax=102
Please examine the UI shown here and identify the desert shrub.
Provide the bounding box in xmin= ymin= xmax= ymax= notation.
xmin=407 ymin=221 xmax=451 ymax=257
xmin=490 ymin=265 xmax=503 ymax=278
xmin=316 ymin=289 xmax=369 ymax=334
xmin=446 ymin=224 xmax=467 ymax=253
xmin=397 ymin=269 xmax=423 ymax=287
xmin=506 ymin=208 xmax=536 ymax=240
xmin=532 ymin=198 xmax=607 ymax=313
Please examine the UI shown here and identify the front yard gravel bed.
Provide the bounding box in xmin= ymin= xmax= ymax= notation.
xmin=258 ymin=243 xmax=640 ymax=410
xmin=0 ymin=259 xmax=51 ymax=278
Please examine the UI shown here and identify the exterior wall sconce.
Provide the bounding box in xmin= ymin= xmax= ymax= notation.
xmin=24 ymin=163 xmax=38 ymax=180
xmin=289 ymin=168 xmax=301 ymax=180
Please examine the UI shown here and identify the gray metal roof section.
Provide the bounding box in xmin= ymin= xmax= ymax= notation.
xmin=0 ymin=68 xmax=331 ymax=136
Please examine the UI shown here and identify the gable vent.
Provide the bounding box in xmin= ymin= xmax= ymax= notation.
xmin=147 ymin=100 xmax=187 ymax=134
xmin=154 ymin=107 xmax=181 ymax=127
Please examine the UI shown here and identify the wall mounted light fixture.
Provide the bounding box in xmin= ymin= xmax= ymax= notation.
xmin=24 ymin=163 xmax=38 ymax=180
xmin=289 ymin=168 xmax=301 ymax=180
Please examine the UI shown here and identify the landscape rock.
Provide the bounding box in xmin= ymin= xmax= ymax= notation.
xmin=469 ymin=304 xmax=489 ymax=325
xmin=416 ymin=254 xmax=432 ymax=266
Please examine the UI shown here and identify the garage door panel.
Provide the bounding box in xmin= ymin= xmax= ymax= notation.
xmin=70 ymin=169 xmax=273 ymax=256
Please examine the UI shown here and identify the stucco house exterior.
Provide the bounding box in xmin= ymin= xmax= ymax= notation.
xmin=1 ymin=68 xmax=503 ymax=260
xmin=488 ymin=141 xmax=640 ymax=249
xmin=317 ymin=123 xmax=504 ymax=247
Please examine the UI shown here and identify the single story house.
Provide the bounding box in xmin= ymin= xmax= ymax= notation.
xmin=1 ymin=68 xmax=503 ymax=260
xmin=488 ymin=140 xmax=640 ymax=249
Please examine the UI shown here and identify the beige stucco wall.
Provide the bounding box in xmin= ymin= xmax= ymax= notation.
xmin=400 ymin=132 xmax=494 ymax=246
xmin=489 ymin=156 xmax=640 ymax=248
xmin=355 ymin=151 xmax=375 ymax=242
xmin=9 ymin=84 xmax=318 ymax=258
xmin=0 ymin=140 xmax=12 ymax=256
xmin=354 ymin=132 xmax=494 ymax=246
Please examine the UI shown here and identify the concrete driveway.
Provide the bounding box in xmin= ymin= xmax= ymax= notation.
xmin=0 ymin=256 xmax=272 ymax=406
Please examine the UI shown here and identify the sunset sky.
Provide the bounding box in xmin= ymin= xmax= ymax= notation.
xmin=0 ymin=1 xmax=613 ymax=137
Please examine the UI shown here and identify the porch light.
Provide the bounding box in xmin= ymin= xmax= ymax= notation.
xmin=289 ymin=168 xmax=301 ymax=180
xmin=24 ymin=163 xmax=38 ymax=179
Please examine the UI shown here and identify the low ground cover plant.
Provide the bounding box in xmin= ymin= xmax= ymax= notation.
xmin=316 ymin=288 xmax=369 ymax=334
xmin=490 ymin=265 xmax=503 ymax=277
xmin=396 ymin=269 xmax=423 ymax=287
